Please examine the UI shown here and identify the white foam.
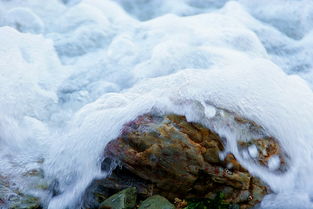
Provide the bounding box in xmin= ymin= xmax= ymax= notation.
xmin=0 ymin=27 xmax=65 ymax=120
xmin=0 ymin=0 xmax=313 ymax=209
xmin=248 ymin=145 xmax=258 ymax=158
xmin=268 ymin=155 xmax=281 ymax=171
xmin=1 ymin=7 xmax=44 ymax=34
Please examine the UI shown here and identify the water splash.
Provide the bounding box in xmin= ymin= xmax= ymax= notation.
xmin=0 ymin=0 xmax=313 ymax=209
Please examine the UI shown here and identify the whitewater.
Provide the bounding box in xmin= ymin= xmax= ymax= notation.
xmin=1 ymin=0 xmax=313 ymax=208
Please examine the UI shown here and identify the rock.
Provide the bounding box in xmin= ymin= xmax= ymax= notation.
xmin=104 ymin=113 xmax=286 ymax=208
xmin=0 ymin=166 xmax=49 ymax=209
xmin=238 ymin=138 xmax=288 ymax=172
xmin=138 ymin=195 xmax=175 ymax=209
xmin=174 ymin=198 xmax=187 ymax=209
xmin=8 ymin=195 xmax=41 ymax=209
xmin=83 ymin=166 xmax=153 ymax=209
xmin=99 ymin=187 xmax=137 ymax=209
xmin=0 ymin=177 xmax=42 ymax=209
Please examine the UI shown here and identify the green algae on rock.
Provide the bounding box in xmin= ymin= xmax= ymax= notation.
xmin=0 ymin=165 xmax=53 ymax=209
xmin=99 ymin=187 xmax=137 ymax=209
xmin=138 ymin=195 xmax=175 ymax=209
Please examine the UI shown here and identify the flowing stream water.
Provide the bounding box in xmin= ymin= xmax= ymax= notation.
xmin=1 ymin=0 xmax=313 ymax=208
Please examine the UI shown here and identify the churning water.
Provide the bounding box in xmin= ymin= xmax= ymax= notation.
xmin=1 ymin=0 xmax=313 ymax=208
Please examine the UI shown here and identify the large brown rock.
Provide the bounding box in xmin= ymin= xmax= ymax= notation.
xmin=104 ymin=114 xmax=287 ymax=208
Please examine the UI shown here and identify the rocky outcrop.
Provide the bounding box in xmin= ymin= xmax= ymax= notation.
xmin=1 ymin=113 xmax=286 ymax=209
xmin=104 ymin=114 xmax=287 ymax=208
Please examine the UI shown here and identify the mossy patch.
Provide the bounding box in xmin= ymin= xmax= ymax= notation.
xmin=184 ymin=193 xmax=239 ymax=209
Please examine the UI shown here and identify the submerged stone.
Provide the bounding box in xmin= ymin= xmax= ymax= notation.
xmin=138 ymin=195 xmax=175 ymax=209
xmin=9 ymin=195 xmax=41 ymax=209
xmin=0 ymin=175 xmax=42 ymax=209
xmin=99 ymin=187 xmax=137 ymax=209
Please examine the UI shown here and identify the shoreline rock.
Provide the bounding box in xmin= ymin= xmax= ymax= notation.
xmin=102 ymin=113 xmax=287 ymax=208
xmin=1 ymin=113 xmax=287 ymax=209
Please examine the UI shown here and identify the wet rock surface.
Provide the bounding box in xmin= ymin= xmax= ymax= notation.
xmin=83 ymin=165 xmax=153 ymax=209
xmin=0 ymin=114 xmax=287 ymax=209
xmin=138 ymin=195 xmax=174 ymax=209
xmin=0 ymin=174 xmax=42 ymax=209
xmin=98 ymin=187 xmax=137 ymax=209
xmin=238 ymin=138 xmax=287 ymax=172
xmin=104 ymin=114 xmax=287 ymax=208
